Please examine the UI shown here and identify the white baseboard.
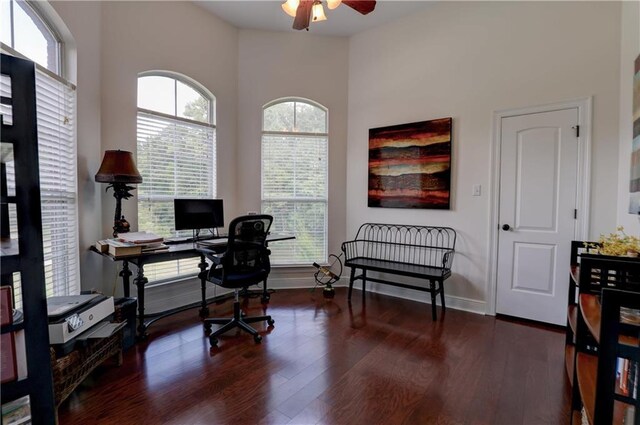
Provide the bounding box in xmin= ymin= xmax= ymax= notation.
xmin=349 ymin=283 xmax=486 ymax=316
xmin=143 ymin=276 xmax=486 ymax=317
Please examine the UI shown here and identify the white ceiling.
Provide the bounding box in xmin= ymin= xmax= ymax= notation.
xmin=194 ymin=1 xmax=434 ymax=37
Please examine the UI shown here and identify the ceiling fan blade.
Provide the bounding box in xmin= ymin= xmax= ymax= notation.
xmin=342 ymin=0 xmax=376 ymax=15
xmin=292 ymin=0 xmax=314 ymax=30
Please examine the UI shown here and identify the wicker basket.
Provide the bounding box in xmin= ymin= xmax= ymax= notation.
xmin=50 ymin=328 xmax=123 ymax=406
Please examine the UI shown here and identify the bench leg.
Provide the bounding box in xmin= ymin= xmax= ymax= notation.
xmin=361 ymin=269 xmax=367 ymax=300
xmin=439 ymin=280 xmax=446 ymax=311
xmin=430 ymin=280 xmax=437 ymax=321
xmin=348 ymin=267 xmax=356 ymax=300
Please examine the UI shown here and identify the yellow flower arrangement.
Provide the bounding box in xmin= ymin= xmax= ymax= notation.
xmin=585 ymin=226 xmax=640 ymax=257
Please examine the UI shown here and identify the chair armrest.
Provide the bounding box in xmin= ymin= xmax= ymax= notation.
xmin=197 ymin=247 xmax=226 ymax=265
xmin=209 ymin=253 xmax=225 ymax=265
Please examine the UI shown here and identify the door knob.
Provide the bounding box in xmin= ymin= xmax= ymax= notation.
xmin=502 ymin=224 xmax=511 ymax=231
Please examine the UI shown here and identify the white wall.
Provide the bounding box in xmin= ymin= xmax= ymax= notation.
xmin=617 ymin=1 xmax=640 ymax=234
xmin=346 ymin=1 xmax=622 ymax=311
xmin=48 ymin=0 xmax=630 ymax=313
xmin=51 ymin=1 xmax=239 ymax=300
xmin=237 ymin=30 xmax=349 ymax=287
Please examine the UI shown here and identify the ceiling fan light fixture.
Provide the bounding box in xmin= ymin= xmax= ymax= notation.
xmin=312 ymin=1 xmax=327 ymax=22
xmin=281 ymin=0 xmax=300 ymax=18
xmin=327 ymin=0 xmax=342 ymax=10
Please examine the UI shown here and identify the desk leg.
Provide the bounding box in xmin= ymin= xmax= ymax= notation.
xmin=198 ymin=254 xmax=209 ymax=318
xmin=119 ymin=261 xmax=132 ymax=298
xmin=134 ymin=265 xmax=149 ymax=339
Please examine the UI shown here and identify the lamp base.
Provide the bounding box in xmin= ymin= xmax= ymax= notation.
xmin=113 ymin=215 xmax=131 ymax=237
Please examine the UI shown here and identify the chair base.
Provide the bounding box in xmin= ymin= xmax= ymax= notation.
xmin=204 ymin=291 xmax=274 ymax=347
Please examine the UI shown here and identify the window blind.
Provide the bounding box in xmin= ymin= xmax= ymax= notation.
xmin=261 ymin=133 xmax=328 ymax=265
xmin=35 ymin=70 xmax=79 ymax=298
xmin=137 ymin=111 xmax=216 ymax=283
xmin=1 ymin=65 xmax=79 ymax=306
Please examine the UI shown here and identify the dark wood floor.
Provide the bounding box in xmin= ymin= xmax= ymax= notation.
xmin=58 ymin=288 xmax=572 ymax=425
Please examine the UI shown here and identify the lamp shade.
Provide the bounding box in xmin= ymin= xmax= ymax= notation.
xmin=95 ymin=150 xmax=143 ymax=184
xmin=281 ymin=0 xmax=299 ymax=17
xmin=312 ymin=1 xmax=327 ymax=21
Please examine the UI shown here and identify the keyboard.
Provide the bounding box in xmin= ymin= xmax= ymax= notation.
xmin=164 ymin=234 xmax=227 ymax=245
xmin=164 ymin=237 xmax=190 ymax=245
xmin=196 ymin=238 xmax=228 ymax=247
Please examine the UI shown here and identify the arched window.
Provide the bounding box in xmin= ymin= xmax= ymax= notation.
xmin=1 ymin=0 xmax=60 ymax=73
xmin=1 ymin=0 xmax=79 ymax=301
xmin=261 ymin=98 xmax=328 ymax=265
xmin=137 ymin=72 xmax=216 ymax=282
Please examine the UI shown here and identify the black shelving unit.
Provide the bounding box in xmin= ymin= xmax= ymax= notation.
xmin=1 ymin=53 xmax=56 ymax=423
xmin=566 ymin=246 xmax=640 ymax=424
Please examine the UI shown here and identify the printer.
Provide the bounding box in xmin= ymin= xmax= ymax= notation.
xmin=47 ymin=294 xmax=114 ymax=344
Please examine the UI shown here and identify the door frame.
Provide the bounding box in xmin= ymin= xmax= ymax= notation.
xmin=486 ymin=97 xmax=593 ymax=316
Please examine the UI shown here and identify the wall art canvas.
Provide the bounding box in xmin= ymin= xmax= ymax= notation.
xmin=630 ymin=53 xmax=640 ymax=214
xmin=368 ymin=117 xmax=452 ymax=209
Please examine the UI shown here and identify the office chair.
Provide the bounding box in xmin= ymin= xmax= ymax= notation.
xmin=201 ymin=214 xmax=275 ymax=347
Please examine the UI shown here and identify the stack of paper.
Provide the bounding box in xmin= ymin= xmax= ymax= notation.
xmin=117 ymin=231 xmax=163 ymax=244
xmin=107 ymin=232 xmax=168 ymax=256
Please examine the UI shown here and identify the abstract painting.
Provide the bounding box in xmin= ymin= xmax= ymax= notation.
xmin=368 ymin=117 xmax=452 ymax=209
xmin=631 ymin=53 xmax=640 ymax=214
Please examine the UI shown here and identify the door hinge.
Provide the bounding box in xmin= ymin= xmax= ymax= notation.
xmin=572 ymin=125 xmax=580 ymax=138
xmin=574 ymin=209 xmax=578 ymax=219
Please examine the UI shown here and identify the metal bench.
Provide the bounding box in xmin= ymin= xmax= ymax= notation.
xmin=341 ymin=223 xmax=457 ymax=320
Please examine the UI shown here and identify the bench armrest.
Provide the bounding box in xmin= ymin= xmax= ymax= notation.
xmin=341 ymin=240 xmax=358 ymax=261
xmin=442 ymin=249 xmax=455 ymax=270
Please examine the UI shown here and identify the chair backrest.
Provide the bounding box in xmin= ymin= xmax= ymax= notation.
xmin=222 ymin=214 xmax=273 ymax=275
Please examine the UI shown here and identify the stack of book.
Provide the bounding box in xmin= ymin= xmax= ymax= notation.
xmin=100 ymin=232 xmax=167 ymax=257
xmin=617 ymin=357 xmax=638 ymax=399
xmin=0 ymin=287 xmax=26 ymax=385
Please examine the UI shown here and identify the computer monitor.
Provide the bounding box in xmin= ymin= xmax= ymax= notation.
xmin=174 ymin=199 xmax=224 ymax=231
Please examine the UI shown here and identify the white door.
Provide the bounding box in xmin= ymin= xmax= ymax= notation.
xmin=496 ymin=108 xmax=579 ymax=325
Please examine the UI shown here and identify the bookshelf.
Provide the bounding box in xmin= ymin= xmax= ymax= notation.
xmin=1 ymin=54 xmax=56 ymax=423
xmin=566 ymin=244 xmax=640 ymax=425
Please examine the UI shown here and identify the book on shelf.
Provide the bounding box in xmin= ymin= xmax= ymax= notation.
xmin=621 ymin=306 xmax=640 ymax=325
xmin=1 ymin=395 xmax=31 ymax=425
xmin=1 ymin=286 xmax=12 ymax=326
xmin=0 ymin=332 xmax=17 ymax=383
xmin=624 ymin=406 xmax=635 ymax=424
xmin=0 ymin=329 xmax=25 ymax=384
xmin=617 ymin=358 xmax=638 ymax=398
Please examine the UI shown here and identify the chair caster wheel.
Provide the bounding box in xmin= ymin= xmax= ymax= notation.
xmin=209 ymin=336 xmax=218 ymax=347
xmin=254 ymin=335 xmax=262 ymax=344
xmin=267 ymin=318 xmax=275 ymax=326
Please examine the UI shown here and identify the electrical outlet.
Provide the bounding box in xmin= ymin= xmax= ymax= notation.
xmin=472 ymin=184 xmax=481 ymax=196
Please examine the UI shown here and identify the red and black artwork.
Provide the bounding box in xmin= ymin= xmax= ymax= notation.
xmin=368 ymin=117 xmax=452 ymax=209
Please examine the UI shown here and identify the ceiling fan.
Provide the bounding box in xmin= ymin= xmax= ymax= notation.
xmin=282 ymin=0 xmax=377 ymax=31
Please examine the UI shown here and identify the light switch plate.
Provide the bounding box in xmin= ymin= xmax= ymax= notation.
xmin=472 ymin=184 xmax=481 ymax=196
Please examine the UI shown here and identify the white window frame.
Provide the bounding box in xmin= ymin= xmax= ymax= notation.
xmin=2 ymin=0 xmax=63 ymax=75
xmin=261 ymin=97 xmax=329 ymax=266
xmin=1 ymin=0 xmax=79 ymax=304
xmin=136 ymin=71 xmax=216 ymax=285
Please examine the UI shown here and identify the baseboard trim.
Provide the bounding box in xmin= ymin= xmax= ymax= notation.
xmin=143 ymin=276 xmax=486 ymax=317
xmin=348 ymin=284 xmax=486 ymax=316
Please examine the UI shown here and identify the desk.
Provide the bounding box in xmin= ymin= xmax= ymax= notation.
xmin=91 ymin=235 xmax=293 ymax=339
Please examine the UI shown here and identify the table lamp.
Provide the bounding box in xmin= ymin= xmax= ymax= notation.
xmin=95 ymin=150 xmax=143 ymax=237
